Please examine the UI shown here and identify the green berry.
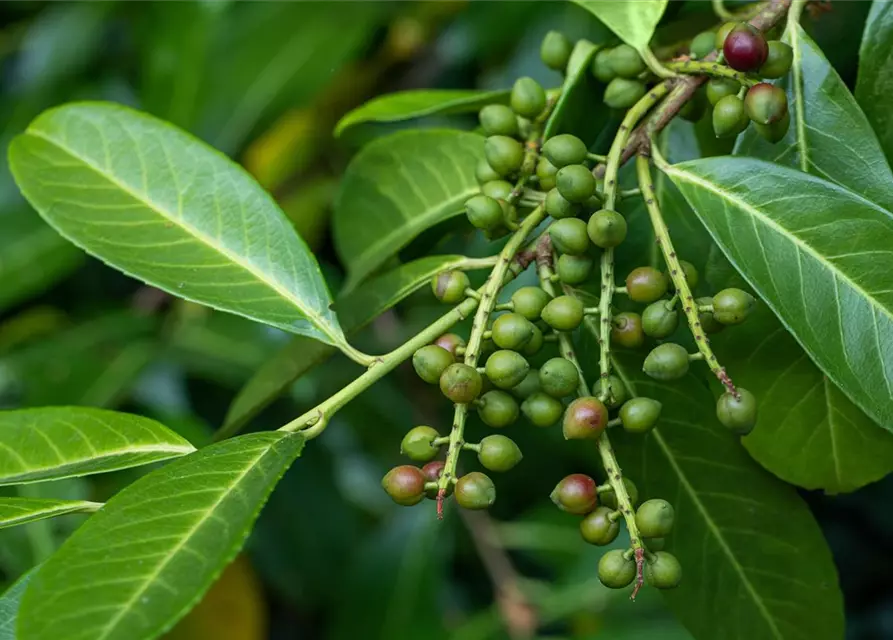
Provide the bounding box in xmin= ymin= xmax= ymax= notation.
xmin=541 ymin=295 xmax=584 ymax=331
xmin=421 ymin=461 xmax=449 ymax=499
xmin=539 ymin=357 xmax=579 ymax=398
xmin=522 ymin=324 xmax=544 ymax=356
xmin=432 ymin=270 xmax=470 ymax=304
xmin=604 ymin=77 xmax=646 ymax=109
xmin=690 ymin=30 xmax=716 ymax=58
xmin=646 ymin=551 xmax=682 ymax=589
xmin=512 ymin=369 xmax=542 ymax=400
xmin=550 ymin=473 xmax=598 ymax=514
xmin=642 ymin=301 xmax=679 ymax=338
xmin=645 ymin=537 xmax=666 ymax=552
xmin=542 ymin=134 xmax=588 ymax=168
xmin=479 ymin=104 xmax=519 ymax=137
xmin=643 ymin=343 xmax=690 ymax=381
xmin=511 ymin=76 xmax=547 ymax=119
xmin=477 ymin=390 xmax=520 ymax=428
xmin=591 ymin=48 xmax=616 ymax=82
xmin=545 ymin=188 xmax=579 ymax=219
xmin=598 ymin=549 xmax=636 ymax=589
xmin=400 ymin=426 xmax=441 ymax=462
xmin=549 ymin=217 xmax=590 ymax=255
xmin=679 ymin=260 xmax=699 ymax=288
xmin=609 ymin=44 xmax=646 ymax=78
xmin=455 ymin=472 xmax=496 ymax=509
xmin=491 ymin=312 xmax=535 ymax=351
xmin=521 ymin=391 xmax=563 ymax=427
xmin=712 ymin=288 xmax=755 ymax=324
xmin=412 ymin=345 xmax=454 ymax=384
xmin=536 ymin=156 xmax=559 ymax=191
xmin=714 ymin=21 xmax=738 ymax=50
xmin=382 ymin=465 xmax=426 ymax=506
xmin=760 ymin=41 xmax=793 ymax=78
xmin=706 ymin=78 xmax=741 ymax=106
xmin=587 ymin=208 xmax=627 ymax=248
xmin=541 ymin=30 xmax=573 ymax=71
xmin=619 ymin=397 xmax=662 ymax=434
xmin=465 ymin=194 xmax=504 ymax=231
xmin=481 ymin=179 xmax=513 ymax=201
xmin=562 ymin=396 xmax=608 ymax=440
xmin=511 ymin=286 xmax=550 ymax=321
xmin=478 ymin=434 xmax=523 ymax=472
xmin=626 ymin=267 xmax=669 ymax=303
xmin=696 ymin=297 xmax=724 ymax=334
xmin=679 ymin=89 xmax=707 ymax=122
xmin=636 ymin=498 xmax=675 ymax=537
xmin=580 ymin=506 xmax=620 ymax=546
xmin=744 ymin=82 xmax=787 ymax=125
xmin=754 ymin=109 xmax=790 ymax=143
xmin=440 ymin=363 xmax=483 ymax=403
xmin=557 ymin=254 xmax=594 ymax=285
xmin=713 ymin=95 xmax=749 ymax=138
xmin=434 ymin=333 xmax=466 ymax=356
xmin=611 ymin=312 xmax=645 ymax=349
xmin=604 ymin=375 xmax=628 ymax=409
xmin=717 ymin=388 xmax=758 ymax=435
xmin=476 ymin=157 xmax=502 ymax=184
xmin=485 ymin=135 xmax=524 ymax=176
xmin=485 ymin=350 xmax=530 ymax=390
xmin=556 ymin=164 xmax=596 ymax=203
xmin=601 ymin=477 xmax=639 ymax=510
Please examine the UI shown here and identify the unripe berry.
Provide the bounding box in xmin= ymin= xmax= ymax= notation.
xmin=491 ymin=312 xmax=535 ymax=351
xmin=550 ymin=473 xmax=598 ymax=514
xmin=477 ymin=390 xmax=520 ymax=428
xmin=521 ymin=391 xmax=563 ymax=427
xmin=481 ymin=179 xmax=513 ymax=201
xmin=541 ymin=295 xmax=584 ymax=331
xmin=713 ymin=95 xmax=749 ymax=138
xmin=645 ymin=537 xmax=666 ymax=552
xmin=539 ymin=357 xmax=579 ymax=398
xmin=522 ymin=324 xmax=544 ymax=357
xmin=717 ymin=388 xmax=758 ymax=435
xmin=690 ymin=30 xmax=716 ymax=58
xmin=723 ymin=24 xmax=768 ymax=71
xmin=626 ymin=267 xmax=669 ymax=303
xmin=706 ymin=78 xmax=740 ymax=106
xmin=549 ymin=217 xmax=590 ymax=255
xmin=604 ymin=77 xmax=646 ymax=109
xmin=611 ymin=311 xmax=645 ymax=349
xmin=714 ymin=21 xmax=737 ymax=50
xmin=679 ymin=89 xmax=707 ymax=122
xmin=434 ymin=333 xmax=466 ymax=356
xmin=562 ymin=396 xmax=608 ymax=440
xmin=643 ymin=343 xmax=690 ymax=381
xmin=646 ymin=551 xmax=683 ymax=589
xmin=542 ymin=134 xmax=588 ymax=168
xmin=678 ymin=260 xmax=699 ymax=288
xmin=601 ymin=477 xmax=639 ymax=510
xmin=511 ymin=77 xmax=547 ymax=119
xmin=536 ymin=156 xmax=559 ymax=191
xmin=598 ymin=549 xmax=636 ymax=588
xmin=421 ymin=460 xmax=449 ymax=499
xmin=541 ymin=30 xmax=572 ymax=71
xmin=512 ymin=369 xmax=542 ymax=400
xmin=619 ymin=397 xmax=662 ymax=434
xmin=382 ymin=465 xmax=426 ymax=506
xmin=642 ymin=301 xmax=679 ymax=338
xmin=432 ymin=270 xmax=470 ymax=304
xmin=712 ymin=288 xmax=755 ymax=324
xmin=476 ymin=157 xmax=501 ymax=184
xmin=412 ymin=345 xmax=455 ymax=384
xmin=556 ymin=164 xmax=596 ymax=203
xmin=511 ymin=286 xmax=550 ymax=321
xmin=591 ymin=48 xmax=616 ymax=82
xmin=545 ymin=188 xmax=579 ymax=219
xmin=485 ymin=135 xmax=524 ymax=176
xmin=465 ymin=194 xmax=504 ymax=231
xmin=744 ymin=82 xmax=788 ymax=125
xmin=695 ymin=297 xmax=724 ymax=334
xmin=400 ymin=426 xmax=441 ymax=462
xmin=635 ymin=498 xmax=675 ymax=537
xmin=557 ymin=254 xmax=594 ymax=285
xmin=440 ymin=363 xmax=483 ymax=403
xmin=604 ymin=375 xmax=628 ymax=409
xmin=587 ymin=208 xmax=627 ymax=248
xmin=609 ymin=44 xmax=646 ymax=78
xmin=754 ymin=110 xmax=790 ymax=143
xmin=479 ymin=104 xmax=519 ymax=137
xmin=580 ymin=506 xmax=620 ymax=545
xmin=760 ymin=41 xmax=793 ymax=78
xmin=455 ymin=472 xmax=496 ymax=509
xmin=485 ymin=350 xmax=530 ymax=389
xmin=478 ymin=434 xmax=523 ymax=472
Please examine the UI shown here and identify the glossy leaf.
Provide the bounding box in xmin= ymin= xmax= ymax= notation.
xmin=571 ymin=0 xmax=668 ymax=52
xmin=0 ymin=407 xmax=195 ymax=486
xmin=8 ymin=102 xmax=344 ymax=347
xmin=335 ymin=89 xmax=509 ymax=138
xmin=333 ymin=130 xmax=483 ymax=289
xmin=18 ymin=431 xmax=304 ymax=640
xmin=0 ymin=570 xmax=34 ymax=640
xmin=856 ymin=0 xmax=893 ymax=163
xmin=665 ymin=157 xmax=893 ymax=431
xmin=607 ymin=351 xmax=844 ymax=640
xmin=543 ymin=39 xmax=608 ymax=143
xmin=0 ymin=497 xmax=101 ymax=530
xmin=736 ymin=24 xmax=893 ymax=211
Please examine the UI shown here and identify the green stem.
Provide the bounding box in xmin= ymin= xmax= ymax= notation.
xmin=665 ymin=59 xmax=758 ymax=86
xmin=640 ymin=45 xmax=676 ymax=79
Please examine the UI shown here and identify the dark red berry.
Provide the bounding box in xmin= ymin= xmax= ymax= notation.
xmin=550 ymin=473 xmax=598 ymax=514
xmin=723 ymin=26 xmax=768 ymax=72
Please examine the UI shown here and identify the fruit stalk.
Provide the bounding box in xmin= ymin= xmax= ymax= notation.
xmin=665 ymin=59 xmax=758 ymax=85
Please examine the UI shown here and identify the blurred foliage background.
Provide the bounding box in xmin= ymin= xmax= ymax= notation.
xmin=0 ymin=1 xmax=890 ymax=639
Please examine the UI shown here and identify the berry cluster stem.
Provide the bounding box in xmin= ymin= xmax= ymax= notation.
xmin=665 ymin=59 xmax=758 ymax=86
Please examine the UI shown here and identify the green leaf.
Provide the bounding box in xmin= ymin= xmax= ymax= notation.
xmin=333 ymin=129 xmax=484 ymax=289
xmin=0 ymin=569 xmax=34 ymax=640
xmin=736 ymin=23 xmax=893 ymax=211
xmin=0 ymin=498 xmax=101 ymax=530
xmin=18 ymin=431 xmax=303 ymax=640
xmin=665 ymin=157 xmax=893 ymax=431
xmin=571 ymin=0 xmax=668 ymax=52
xmin=335 ymin=89 xmax=509 ymax=138
xmin=543 ymin=39 xmax=609 ymax=143
xmin=857 ymin=0 xmax=893 ymax=163
xmin=0 ymin=407 xmax=195 ymax=486
xmin=607 ymin=351 xmax=844 ymax=640
xmin=8 ymin=102 xmax=344 ymax=347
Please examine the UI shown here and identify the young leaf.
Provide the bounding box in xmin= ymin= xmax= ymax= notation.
xmin=571 ymin=0 xmax=668 ymax=53
xmin=8 ymin=102 xmax=345 ymax=347
xmin=665 ymin=158 xmax=893 ymax=431
xmin=0 ymin=407 xmax=195 ymax=485
xmin=18 ymin=431 xmax=304 ymax=640
xmin=335 ymin=89 xmax=510 ymax=138
xmin=609 ymin=352 xmax=844 ymax=640
xmin=736 ymin=23 xmax=893 ymax=211
xmin=856 ymin=0 xmax=893 ymax=163
xmin=0 ymin=569 xmax=34 ymax=640
xmin=333 ymin=130 xmax=483 ymax=289
xmin=543 ymin=39 xmax=608 ymax=143
xmin=0 ymin=497 xmax=101 ymax=530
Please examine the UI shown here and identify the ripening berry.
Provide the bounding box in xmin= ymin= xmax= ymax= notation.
xmin=723 ymin=24 xmax=768 ymax=72
xmin=485 ymin=135 xmax=524 ymax=176
xmin=611 ymin=312 xmax=645 ymax=349
xmin=536 ymin=156 xmax=559 ymax=191
xmin=542 ymin=134 xmax=588 ymax=168
xmin=541 ymin=295 xmax=584 ymax=331
xmin=626 ymin=267 xmax=669 ymax=303
xmin=690 ymin=30 xmax=716 ymax=58
xmin=479 ymin=104 xmax=519 ymax=137
xmin=744 ymin=82 xmax=788 ymax=125
xmin=431 ymin=270 xmax=470 ymax=304
xmin=511 ymin=369 xmax=542 ymax=400
xmin=695 ymin=297 xmax=724 ymax=334
xmin=477 ymin=390 xmax=520 ymax=428
xmin=591 ymin=48 xmax=616 ymax=82
xmin=562 ymin=396 xmax=608 ymax=440
xmin=635 ymin=498 xmax=675 ymax=537
xmin=481 ymin=179 xmax=513 ymax=201
xmin=511 ymin=77 xmax=547 ymax=119
xmin=580 ymin=506 xmax=620 ymax=545
xmin=440 ymin=363 xmax=483 ymax=403
xmin=478 ymin=434 xmax=523 ymax=472
xmin=601 ymin=477 xmax=639 ymax=509
xmin=760 ymin=41 xmax=793 ymax=78
xmin=465 ymin=194 xmax=504 ymax=231
xmin=421 ymin=460 xmax=449 ymax=499
xmin=550 ymin=473 xmax=598 ymax=514
xmin=545 ymin=188 xmax=579 ymax=219
xmin=556 ymin=164 xmax=596 ymax=203
xmin=549 ymin=217 xmax=590 ymax=255
xmin=643 ymin=343 xmax=690 ymax=381
xmin=716 ymin=388 xmax=758 ymax=435
xmin=712 ymin=288 xmax=755 ymax=324
xmin=646 ymin=551 xmax=683 ymax=589
xmin=713 ymin=95 xmax=749 ymax=138
xmin=434 ymin=333 xmax=466 ymax=356
xmin=521 ymin=391 xmax=563 ymax=427
xmin=485 ymin=350 xmax=530 ymax=389
xmin=382 ymin=465 xmax=426 ymax=506
xmin=455 ymin=472 xmax=496 ymax=509
xmin=491 ymin=312 xmax=535 ymax=351
xmin=604 ymin=77 xmax=646 ymax=109
xmin=400 ymin=426 xmax=440 ymax=462
xmin=587 ymin=208 xmax=627 ymax=248
xmin=511 ymin=286 xmax=550 ymax=321
xmin=754 ymin=110 xmax=790 ymax=143
xmin=557 ymin=254 xmax=594 ymax=285
xmin=412 ymin=345 xmax=455 ymax=384
xmin=609 ymin=44 xmax=646 ymax=78
xmin=541 ymin=30 xmax=573 ymax=71
xmin=619 ymin=397 xmax=662 ymax=434
xmin=598 ymin=549 xmax=636 ymax=588
xmin=476 ymin=157 xmax=501 ymax=184
xmin=642 ymin=301 xmax=679 ymax=339
xmin=539 ymin=357 xmax=579 ymax=398
xmin=706 ymin=78 xmax=740 ymax=106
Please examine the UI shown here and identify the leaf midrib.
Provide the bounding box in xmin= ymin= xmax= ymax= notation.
xmin=22 ymin=127 xmax=339 ymax=344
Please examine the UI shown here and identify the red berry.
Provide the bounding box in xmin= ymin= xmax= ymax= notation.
xmin=723 ymin=27 xmax=768 ymax=72
xmin=550 ymin=473 xmax=598 ymax=514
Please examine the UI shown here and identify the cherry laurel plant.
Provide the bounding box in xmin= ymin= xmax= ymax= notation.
xmin=2 ymin=0 xmax=893 ymax=638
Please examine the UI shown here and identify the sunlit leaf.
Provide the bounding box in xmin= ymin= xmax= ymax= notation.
xmin=571 ymin=0 xmax=668 ymax=52
xmin=0 ymin=497 xmax=101 ymax=530
xmin=543 ymin=39 xmax=608 ymax=143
